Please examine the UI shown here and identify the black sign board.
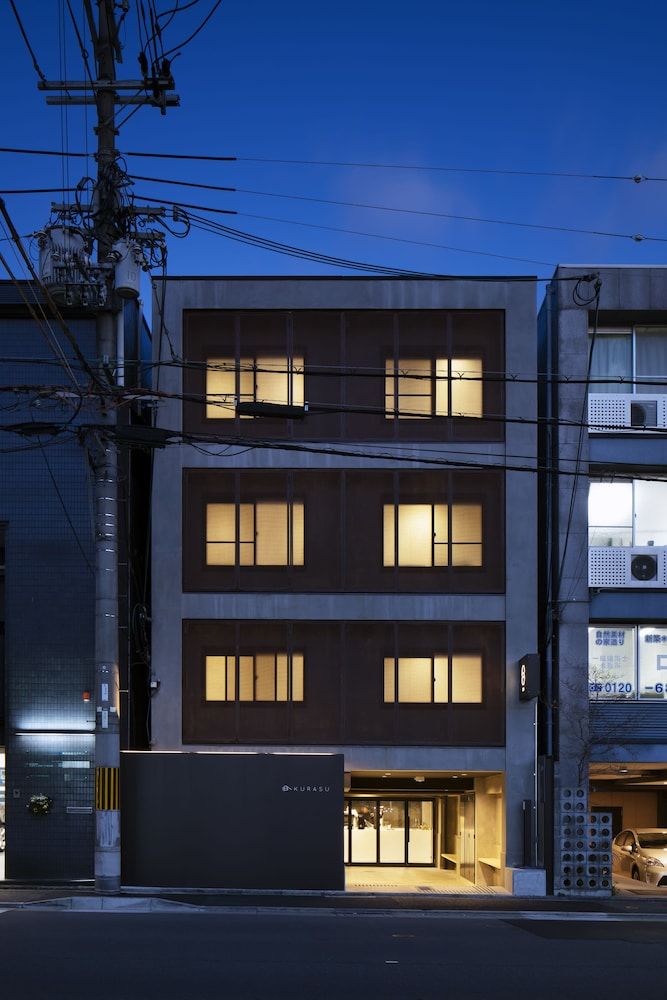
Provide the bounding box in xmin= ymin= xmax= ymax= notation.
xmin=519 ymin=653 xmax=540 ymax=701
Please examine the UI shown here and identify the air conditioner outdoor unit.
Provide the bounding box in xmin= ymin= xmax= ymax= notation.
xmin=588 ymin=394 xmax=667 ymax=432
xmin=630 ymin=400 xmax=658 ymax=427
xmin=630 ymin=552 xmax=658 ymax=581
xmin=589 ymin=546 xmax=667 ymax=588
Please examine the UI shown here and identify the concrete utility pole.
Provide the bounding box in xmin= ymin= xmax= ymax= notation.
xmin=91 ymin=0 xmax=122 ymax=894
xmin=39 ymin=0 xmax=178 ymax=891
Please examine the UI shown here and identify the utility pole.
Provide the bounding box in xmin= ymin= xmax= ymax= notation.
xmin=90 ymin=0 xmax=122 ymax=894
xmin=37 ymin=0 xmax=178 ymax=891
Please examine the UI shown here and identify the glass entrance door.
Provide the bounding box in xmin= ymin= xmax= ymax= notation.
xmin=349 ymin=799 xmax=378 ymax=863
xmin=407 ymin=800 xmax=434 ymax=864
xmin=379 ymin=800 xmax=405 ymax=863
xmin=344 ymin=798 xmax=435 ymax=865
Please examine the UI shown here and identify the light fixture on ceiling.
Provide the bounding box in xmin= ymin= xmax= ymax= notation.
xmin=414 ymin=776 xmax=425 ymax=783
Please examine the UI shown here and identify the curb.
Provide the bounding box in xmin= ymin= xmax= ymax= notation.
xmin=6 ymin=896 xmax=667 ymax=920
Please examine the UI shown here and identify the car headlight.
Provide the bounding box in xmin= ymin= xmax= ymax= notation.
xmin=644 ymin=857 xmax=664 ymax=867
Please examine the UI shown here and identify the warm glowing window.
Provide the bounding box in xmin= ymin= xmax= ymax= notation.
xmin=383 ymin=654 xmax=481 ymax=703
xmin=206 ymin=501 xmax=304 ymax=566
xmin=385 ymin=357 xmax=482 ymax=419
xmin=206 ymin=356 xmax=304 ymax=418
xmin=451 ymin=654 xmax=483 ymax=702
xmin=206 ymin=653 xmax=304 ymax=702
xmin=450 ymin=358 xmax=483 ymax=417
xmin=383 ymin=503 xmax=482 ymax=567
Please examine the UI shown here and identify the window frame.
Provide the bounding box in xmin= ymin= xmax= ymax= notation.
xmin=590 ymin=325 xmax=667 ymax=394
xmin=383 ymin=501 xmax=483 ymax=569
xmin=205 ymin=353 xmax=305 ymax=419
xmin=205 ymin=651 xmax=305 ymax=704
xmin=588 ymin=478 xmax=667 ymax=548
xmin=383 ymin=653 xmax=483 ymax=705
xmin=588 ymin=624 xmax=667 ymax=701
xmin=205 ymin=499 xmax=305 ymax=568
xmin=384 ymin=356 xmax=483 ymax=421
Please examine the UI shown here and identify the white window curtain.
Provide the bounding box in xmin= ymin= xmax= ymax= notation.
xmin=590 ymin=333 xmax=632 ymax=394
xmin=635 ymin=328 xmax=667 ymax=393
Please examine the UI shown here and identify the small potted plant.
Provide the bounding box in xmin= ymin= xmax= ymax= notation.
xmin=27 ymin=794 xmax=53 ymax=817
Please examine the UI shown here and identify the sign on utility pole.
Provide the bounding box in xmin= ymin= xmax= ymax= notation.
xmin=38 ymin=0 xmax=178 ymax=891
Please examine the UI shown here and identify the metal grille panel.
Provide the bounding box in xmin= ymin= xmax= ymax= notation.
xmin=589 ymin=393 xmax=667 ymax=432
xmin=588 ymin=547 xmax=667 ymax=587
xmin=555 ymin=788 xmax=612 ymax=895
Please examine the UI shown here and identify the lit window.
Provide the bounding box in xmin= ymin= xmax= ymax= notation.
xmin=383 ymin=654 xmax=481 ymax=703
xmin=206 ymin=502 xmax=304 ymax=566
xmin=588 ymin=625 xmax=667 ymax=701
xmin=383 ymin=503 xmax=482 ymax=567
xmin=451 ymin=654 xmax=483 ymax=702
xmin=588 ymin=626 xmax=638 ymax=700
xmin=588 ymin=480 xmax=667 ymax=547
xmin=385 ymin=357 xmax=482 ymax=419
xmin=590 ymin=327 xmax=667 ymax=394
xmin=206 ymin=653 xmax=304 ymax=702
xmin=206 ymin=356 xmax=304 ymax=419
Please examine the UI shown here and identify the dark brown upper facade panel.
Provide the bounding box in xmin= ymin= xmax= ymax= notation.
xmin=182 ymin=619 xmax=505 ymax=747
xmin=183 ymin=468 xmax=505 ymax=594
xmin=182 ymin=309 xmax=505 ymax=441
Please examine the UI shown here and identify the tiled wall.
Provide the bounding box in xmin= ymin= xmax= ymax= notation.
xmin=1 ymin=314 xmax=96 ymax=879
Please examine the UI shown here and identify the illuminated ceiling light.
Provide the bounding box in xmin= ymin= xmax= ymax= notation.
xmin=414 ymin=776 xmax=425 ymax=783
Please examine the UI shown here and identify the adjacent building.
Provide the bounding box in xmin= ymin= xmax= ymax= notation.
xmin=147 ymin=276 xmax=542 ymax=892
xmin=540 ymin=265 xmax=667 ymax=893
xmin=0 ymin=281 xmax=150 ymax=881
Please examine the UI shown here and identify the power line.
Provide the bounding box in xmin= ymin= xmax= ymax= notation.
xmin=160 ymin=0 xmax=224 ymax=59
xmin=158 ymin=203 xmax=597 ymax=282
xmin=145 ymin=382 xmax=667 ymax=440
xmin=8 ymin=0 xmax=47 ymax=82
xmin=8 ymin=353 xmax=667 ymax=391
xmin=65 ymin=0 xmax=96 ymax=92
xmin=0 ymin=188 xmax=79 ymax=195
xmin=0 ymin=236 xmax=83 ymax=392
xmin=168 ymin=425 xmax=667 ymax=483
xmin=6 ymin=145 xmax=667 ymax=184
xmin=0 ymin=147 xmax=90 ymax=158
xmin=131 ymin=178 xmax=663 ymax=243
xmin=30 ymin=410 xmax=95 ymax=575
xmin=185 ymin=216 xmax=456 ymax=278
xmin=0 ymin=199 xmax=103 ymax=390
xmin=4 ymin=382 xmax=667 ymax=472
xmin=232 ymin=156 xmax=658 ymax=185
xmin=235 ymin=210 xmax=557 ymax=268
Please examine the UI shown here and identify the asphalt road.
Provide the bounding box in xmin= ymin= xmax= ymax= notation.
xmin=1 ymin=909 xmax=667 ymax=999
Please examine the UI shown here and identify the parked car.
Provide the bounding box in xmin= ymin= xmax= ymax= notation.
xmin=612 ymin=828 xmax=667 ymax=886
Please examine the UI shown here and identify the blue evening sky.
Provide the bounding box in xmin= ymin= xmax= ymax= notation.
xmin=2 ymin=0 xmax=666 ymax=297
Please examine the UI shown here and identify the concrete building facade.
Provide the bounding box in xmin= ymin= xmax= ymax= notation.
xmin=150 ymin=276 xmax=542 ymax=892
xmin=540 ymin=265 xmax=667 ymax=894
